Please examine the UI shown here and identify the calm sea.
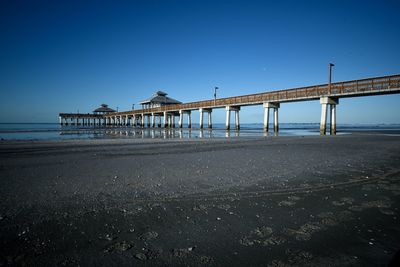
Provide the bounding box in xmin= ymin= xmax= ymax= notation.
xmin=0 ymin=123 xmax=400 ymax=141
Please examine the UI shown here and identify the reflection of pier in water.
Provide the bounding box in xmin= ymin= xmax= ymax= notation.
xmin=59 ymin=127 xmax=244 ymax=139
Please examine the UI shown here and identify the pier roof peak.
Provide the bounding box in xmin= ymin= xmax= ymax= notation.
xmin=93 ymin=104 xmax=116 ymax=113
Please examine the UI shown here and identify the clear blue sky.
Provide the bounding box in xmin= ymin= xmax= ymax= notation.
xmin=0 ymin=0 xmax=399 ymax=123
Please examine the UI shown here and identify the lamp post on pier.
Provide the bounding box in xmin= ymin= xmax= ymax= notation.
xmin=214 ymin=87 xmax=219 ymax=106
xmin=329 ymin=63 xmax=334 ymax=94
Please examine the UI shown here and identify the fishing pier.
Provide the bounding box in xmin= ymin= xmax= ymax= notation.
xmin=59 ymin=73 xmax=400 ymax=135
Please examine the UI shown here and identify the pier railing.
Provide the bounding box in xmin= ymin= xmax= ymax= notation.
xmin=108 ymin=74 xmax=400 ymax=117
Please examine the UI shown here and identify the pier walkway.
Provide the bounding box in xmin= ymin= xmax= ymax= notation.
xmin=60 ymin=74 xmax=400 ymax=135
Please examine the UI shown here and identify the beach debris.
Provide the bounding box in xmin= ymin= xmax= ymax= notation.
xmin=332 ymin=197 xmax=355 ymax=206
xmin=240 ymin=226 xmax=278 ymax=247
xmin=348 ymin=199 xmax=392 ymax=212
xmin=284 ymin=222 xmax=322 ymax=241
xmin=192 ymin=205 xmax=207 ymax=211
xmin=379 ymin=209 xmax=395 ymax=215
xmin=104 ymin=241 xmax=134 ymax=253
xmin=254 ymin=226 xmax=273 ymax=238
xmin=172 ymin=247 xmax=195 ymax=257
xmin=278 ymin=200 xmax=296 ymax=207
xmin=263 ymin=235 xmax=287 ymax=246
xmin=140 ymin=231 xmax=158 ymax=241
xmin=217 ymin=204 xmax=231 ymax=210
xmin=239 ymin=236 xmax=254 ymax=246
xmin=134 ymin=252 xmax=147 ymax=261
xmin=200 ymin=255 xmax=214 ymax=264
xmin=141 ymin=247 xmax=163 ymax=259
xmin=286 ymin=249 xmax=314 ymax=264
xmin=287 ymin=196 xmax=301 ymax=201
xmin=100 ymin=234 xmax=116 ymax=241
xmin=267 ymin=260 xmax=291 ymax=267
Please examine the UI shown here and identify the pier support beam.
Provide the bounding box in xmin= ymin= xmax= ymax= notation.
xmin=208 ymin=110 xmax=212 ymax=129
xmin=151 ymin=113 xmax=155 ymax=127
xmin=199 ymin=108 xmax=204 ymax=129
xmin=163 ymin=112 xmax=168 ymax=128
xmin=330 ymin=104 xmax=337 ymax=135
xmin=235 ymin=110 xmax=240 ymax=130
xmin=179 ymin=110 xmax=183 ymax=128
xmin=320 ymin=97 xmax=339 ymax=135
xmin=158 ymin=114 xmax=162 ymax=127
xmin=263 ymin=102 xmax=280 ymax=133
xmin=179 ymin=110 xmax=191 ymax=128
xmin=225 ymin=109 xmax=230 ymax=130
xmin=274 ymin=108 xmax=278 ymax=133
xmin=187 ymin=111 xmax=192 ymax=128
xmin=199 ymin=108 xmax=212 ymax=129
xmin=171 ymin=115 xmax=175 ymax=128
xmin=225 ymin=106 xmax=240 ymax=130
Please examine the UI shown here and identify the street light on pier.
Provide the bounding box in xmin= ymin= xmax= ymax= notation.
xmin=329 ymin=63 xmax=334 ymax=94
xmin=214 ymin=87 xmax=219 ymax=105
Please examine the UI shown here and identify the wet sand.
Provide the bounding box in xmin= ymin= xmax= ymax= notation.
xmin=0 ymin=134 xmax=400 ymax=266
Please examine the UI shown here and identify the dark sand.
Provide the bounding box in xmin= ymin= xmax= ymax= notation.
xmin=0 ymin=134 xmax=400 ymax=266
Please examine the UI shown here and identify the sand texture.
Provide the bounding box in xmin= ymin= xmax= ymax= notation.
xmin=0 ymin=134 xmax=400 ymax=266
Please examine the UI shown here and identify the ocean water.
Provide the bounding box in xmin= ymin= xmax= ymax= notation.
xmin=0 ymin=123 xmax=400 ymax=141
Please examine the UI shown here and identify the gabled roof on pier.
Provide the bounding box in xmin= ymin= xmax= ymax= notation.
xmin=139 ymin=91 xmax=182 ymax=105
xmin=93 ymin=104 xmax=116 ymax=113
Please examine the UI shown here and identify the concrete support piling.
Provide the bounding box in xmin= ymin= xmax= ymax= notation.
xmin=263 ymin=107 xmax=269 ymax=132
xmin=225 ymin=108 xmax=231 ymax=130
xmin=320 ymin=97 xmax=339 ymax=135
xmin=235 ymin=110 xmax=240 ymax=130
xmin=171 ymin=115 xmax=175 ymax=128
xmin=225 ymin=106 xmax=240 ymax=130
xmin=179 ymin=110 xmax=183 ymax=128
xmin=163 ymin=112 xmax=168 ymax=128
xmin=330 ymin=104 xmax=336 ymax=135
xmin=320 ymin=102 xmax=328 ymax=135
xmin=199 ymin=108 xmax=204 ymax=129
xmin=274 ymin=108 xmax=278 ymax=133
xmin=263 ymin=102 xmax=280 ymax=133
xmin=208 ymin=111 xmax=212 ymax=129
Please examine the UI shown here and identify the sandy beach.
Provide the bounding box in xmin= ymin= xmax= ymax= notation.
xmin=0 ymin=134 xmax=400 ymax=266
